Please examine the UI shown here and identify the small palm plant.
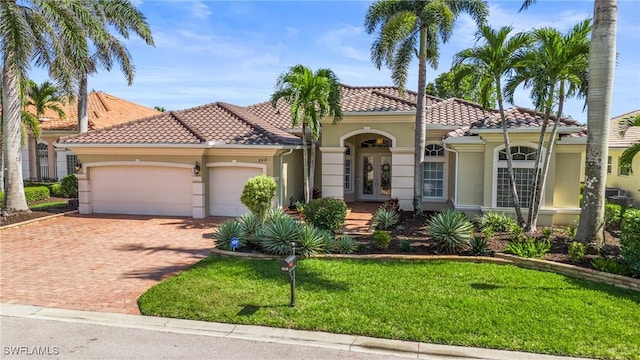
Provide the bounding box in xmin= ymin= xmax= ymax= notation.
xmin=427 ymin=210 xmax=474 ymax=253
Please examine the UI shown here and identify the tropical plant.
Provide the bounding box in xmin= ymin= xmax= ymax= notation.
xmin=426 ymin=64 xmax=496 ymax=106
xmin=568 ymin=241 xmax=586 ymax=264
xmin=454 ymin=25 xmax=533 ymax=225
xmin=303 ymin=198 xmax=347 ymax=232
xmin=258 ymin=214 xmax=301 ymax=255
xmin=540 ymin=227 xmax=553 ymax=241
xmin=297 ymin=224 xmax=326 ymax=257
xmin=213 ymin=220 xmax=246 ymax=251
xmin=617 ymin=114 xmax=640 ymax=174
xmin=427 ymin=210 xmax=474 ymax=252
xmin=240 ymin=175 xmax=277 ymax=223
xmin=400 ymin=239 xmax=412 ymax=253
xmin=620 ymin=208 xmax=640 ymax=276
xmin=476 ymin=211 xmax=517 ymax=232
xmin=153 ymin=106 xmax=166 ymax=112
xmin=469 ymin=236 xmax=493 ymax=256
xmin=365 ymin=0 xmax=488 ymax=214
xmin=270 ymin=65 xmax=342 ymax=203
xmin=373 ymin=230 xmax=392 ymax=250
xmin=59 ymin=174 xmax=78 ymax=198
xmin=237 ymin=212 xmax=261 ymax=246
xmin=505 ymin=20 xmax=591 ymax=233
xmin=331 ymin=235 xmax=358 ymax=254
xmin=373 ymin=207 xmax=400 ymax=231
xmin=591 ymin=256 xmax=628 ymax=275
xmin=576 ymin=0 xmax=618 ymax=246
xmin=505 ymin=238 xmax=551 ymax=258
xmin=604 ymin=202 xmax=623 ymax=230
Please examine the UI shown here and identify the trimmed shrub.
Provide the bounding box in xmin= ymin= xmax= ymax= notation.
xmin=237 ymin=213 xmax=261 ymax=246
xmin=505 ymin=238 xmax=551 ymax=259
xmin=332 ymin=235 xmax=358 ymax=254
xmin=258 ymin=214 xmax=301 ymax=255
xmin=50 ymin=183 xmax=63 ymax=197
xmin=568 ymin=241 xmax=586 ymax=264
xmin=213 ymin=220 xmax=246 ymax=251
xmin=240 ymin=175 xmax=277 ymax=223
xmin=427 ymin=210 xmax=473 ymax=253
xmin=373 ymin=230 xmax=391 ymax=250
xmin=59 ymin=174 xmax=78 ymax=198
xmin=476 ymin=211 xmax=517 ymax=232
xmin=470 ymin=236 xmax=492 ymax=256
xmin=400 ymin=239 xmax=412 ymax=253
xmin=25 ymin=186 xmax=50 ymax=203
xmin=620 ymin=208 xmax=640 ymax=276
xmin=591 ymin=256 xmax=629 ymax=275
xmin=297 ymin=224 xmax=327 ymax=257
xmin=604 ymin=203 xmax=623 ymax=230
xmin=373 ymin=207 xmax=399 ymax=231
xmin=303 ymin=198 xmax=347 ymax=232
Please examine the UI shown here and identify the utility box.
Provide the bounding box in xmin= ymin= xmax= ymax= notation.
xmin=280 ymin=255 xmax=297 ymax=272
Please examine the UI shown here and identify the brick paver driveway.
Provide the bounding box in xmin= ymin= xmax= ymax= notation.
xmin=1 ymin=214 xmax=223 ymax=314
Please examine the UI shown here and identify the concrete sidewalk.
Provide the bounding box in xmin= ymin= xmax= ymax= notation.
xmin=1 ymin=303 xmax=591 ymax=360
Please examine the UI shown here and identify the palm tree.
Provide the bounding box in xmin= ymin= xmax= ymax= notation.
xmin=365 ymin=0 xmax=488 ymax=214
xmin=270 ymin=65 xmax=343 ymax=203
xmin=576 ymin=0 xmax=618 ymax=247
xmin=25 ymin=80 xmax=67 ymax=180
xmin=505 ymin=20 xmax=590 ymax=232
xmin=617 ymin=114 xmax=640 ymax=173
xmin=453 ymin=25 xmax=533 ymax=226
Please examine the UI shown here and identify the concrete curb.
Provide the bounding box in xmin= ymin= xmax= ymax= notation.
xmin=0 ymin=303 xmax=591 ymax=360
xmin=0 ymin=210 xmax=78 ymax=231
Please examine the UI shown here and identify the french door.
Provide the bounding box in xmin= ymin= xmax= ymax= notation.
xmin=358 ymin=154 xmax=391 ymax=201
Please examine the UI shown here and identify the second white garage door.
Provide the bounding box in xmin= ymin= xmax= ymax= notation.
xmin=91 ymin=166 xmax=192 ymax=216
xmin=209 ymin=166 xmax=263 ymax=216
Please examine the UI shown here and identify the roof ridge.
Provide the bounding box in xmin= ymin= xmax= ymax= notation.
xmin=170 ymin=111 xmax=208 ymax=143
xmin=94 ymin=91 xmax=111 ymax=112
xmin=370 ymin=90 xmax=418 ymax=108
xmin=341 ymin=84 xmax=419 ymax=96
xmin=218 ymin=103 xmax=299 ymax=144
xmin=449 ymin=97 xmax=498 ymax=113
xmin=57 ymin=113 xmax=168 ymax=142
xmin=513 ymin=106 xmax=580 ymax=126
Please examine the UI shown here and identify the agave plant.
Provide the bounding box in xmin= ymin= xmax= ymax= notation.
xmin=427 ymin=210 xmax=474 ymax=253
xmin=297 ymin=224 xmax=327 ymax=257
xmin=258 ymin=214 xmax=301 ymax=255
xmin=475 ymin=211 xmax=517 ymax=232
xmin=374 ymin=207 xmax=400 ymax=230
xmin=213 ymin=220 xmax=246 ymax=251
xmin=331 ymin=234 xmax=358 ymax=254
xmin=237 ymin=212 xmax=261 ymax=246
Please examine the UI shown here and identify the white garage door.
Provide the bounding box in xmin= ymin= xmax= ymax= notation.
xmin=91 ymin=166 xmax=192 ymax=216
xmin=209 ymin=166 xmax=262 ymax=216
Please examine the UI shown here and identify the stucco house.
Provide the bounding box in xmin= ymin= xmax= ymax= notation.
xmin=57 ymin=85 xmax=586 ymax=225
xmin=606 ymin=110 xmax=640 ymax=207
xmin=22 ymin=91 xmax=160 ymax=181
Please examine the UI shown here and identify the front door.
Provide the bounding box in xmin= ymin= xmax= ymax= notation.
xmin=358 ymin=154 xmax=391 ymax=201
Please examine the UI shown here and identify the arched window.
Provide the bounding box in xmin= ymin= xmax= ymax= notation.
xmin=423 ymin=144 xmax=446 ymax=199
xmin=344 ymin=144 xmax=353 ymax=191
xmin=495 ymin=145 xmax=539 ymax=208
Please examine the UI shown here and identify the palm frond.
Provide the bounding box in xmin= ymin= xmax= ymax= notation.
xmin=619 ymin=143 xmax=640 ymax=174
xmin=618 ymin=114 xmax=640 ymax=138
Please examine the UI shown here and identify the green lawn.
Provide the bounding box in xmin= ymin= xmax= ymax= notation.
xmin=29 ymin=201 xmax=68 ymax=210
xmin=138 ymin=256 xmax=640 ymax=359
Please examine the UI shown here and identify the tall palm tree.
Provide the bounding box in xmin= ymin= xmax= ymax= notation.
xmin=617 ymin=114 xmax=640 ymax=173
xmin=270 ymin=65 xmax=343 ymax=203
xmin=577 ymin=0 xmax=618 ymax=246
xmin=453 ymin=25 xmax=533 ymax=226
xmin=1 ymin=1 xmax=87 ymax=211
xmin=365 ymin=0 xmax=488 ymax=214
xmin=25 ymin=79 xmax=67 ymax=180
xmin=505 ymin=20 xmax=590 ymax=232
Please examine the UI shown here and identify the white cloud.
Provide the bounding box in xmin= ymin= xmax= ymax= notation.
xmin=319 ymin=25 xmax=370 ymax=62
xmin=191 ymin=1 xmax=212 ymax=19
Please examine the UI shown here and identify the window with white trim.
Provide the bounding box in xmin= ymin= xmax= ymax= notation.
xmin=344 ymin=145 xmax=352 ymax=191
xmin=423 ymin=144 xmax=446 ymax=199
xmin=607 ymin=156 xmax=612 ymax=174
xmin=66 ymin=154 xmax=79 ymax=176
xmin=496 ymin=146 xmax=538 ymax=208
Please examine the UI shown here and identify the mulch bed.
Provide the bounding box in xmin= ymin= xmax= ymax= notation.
xmin=1 ymin=197 xmax=75 ymax=227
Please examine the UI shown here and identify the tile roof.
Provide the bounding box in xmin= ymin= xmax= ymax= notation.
xmin=609 ymin=110 xmax=640 ymax=148
xmin=32 ymin=91 xmax=160 ymax=132
xmin=427 ymin=98 xmax=496 ymax=126
xmin=470 ymin=107 xmax=582 ymax=130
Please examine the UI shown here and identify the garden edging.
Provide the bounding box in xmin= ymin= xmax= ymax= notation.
xmin=209 ymin=248 xmax=640 ymax=292
xmin=0 ymin=210 xmax=78 ymax=231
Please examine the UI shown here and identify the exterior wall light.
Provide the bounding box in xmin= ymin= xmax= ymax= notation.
xmin=193 ymin=161 xmax=201 ymax=176
xmin=75 ymin=162 xmax=82 ymax=174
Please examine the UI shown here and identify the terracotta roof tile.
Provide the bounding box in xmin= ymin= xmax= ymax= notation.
xmin=34 ymin=91 xmax=160 ymax=131
xmin=472 ymin=107 xmax=581 ymax=130
xmin=609 ymin=110 xmax=640 ymax=148
xmin=427 ymin=98 xmax=496 ymax=126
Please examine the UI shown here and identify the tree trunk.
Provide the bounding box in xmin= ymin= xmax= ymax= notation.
xmin=78 ymin=75 xmax=89 ymax=133
xmin=495 ymin=78 xmax=524 ymax=226
xmin=576 ymin=0 xmax=617 ymax=247
xmin=301 ymin=123 xmax=310 ymax=203
xmin=2 ymin=60 xmax=29 ymax=212
xmin=413 ymin=25 xmax=428 ymax=215
xmin=309 ymin=137 xmax=316 ymax=199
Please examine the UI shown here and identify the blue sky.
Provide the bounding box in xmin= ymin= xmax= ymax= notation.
xmin=32 ymin=0 xmax=640 ymax=123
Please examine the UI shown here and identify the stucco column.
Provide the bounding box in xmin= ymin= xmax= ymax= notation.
xmin=28 ymin=137 xmax=37 ymax=180
xmin=76 ymin=173 xmax=92 ymax=214
xmin=319 ymin=147 xmax=345 ymax=199
xmin=389 ymin=147 xmax=414 ymax=211
xmin=47 ymin=141 xmax=56 ymax=180
xmin=192 ymin=176 xmax=205 ymax=218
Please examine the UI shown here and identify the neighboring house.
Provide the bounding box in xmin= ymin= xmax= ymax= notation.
xmin=57 ymin=85 xmax=586 ymax=225
xmin=22 ymin=91 xmax=160 ymax=181
xmin=606 ymin=110 xmax=640 ymax=207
